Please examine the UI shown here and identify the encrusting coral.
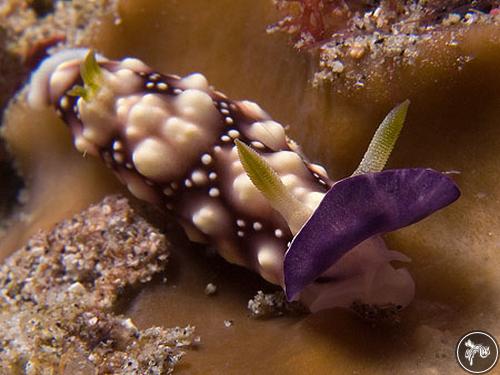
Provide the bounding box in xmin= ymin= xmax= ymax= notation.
xmin=269 ymin=0 xmax=500 ymax=87
xmin=0 ymin=195 xmax=196 ymax=374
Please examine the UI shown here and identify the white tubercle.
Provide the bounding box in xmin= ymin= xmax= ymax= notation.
xmin=191 ymin=202 xmax=228 ymax=236
xmin=161 ymin=117 xmax=204 ymax=148
xmin=175 ymin=89 xmax=218 ymax=124
xmin=120 ymin=57 xmax=151 ymax=72
xmin=180 ymin=73 xmax=210 ymax=90
xmin=238 ymin=100 xmax=271 ymax=120
xmin=132 ymin=138 xmax=176 ymax=180
xmin=246 ymin=120 xmax=287 ymax=150
xmin=267 ymin=151 xmax=310 ymax=178
xmin=256 ymin=242 xmax=283 ymax=284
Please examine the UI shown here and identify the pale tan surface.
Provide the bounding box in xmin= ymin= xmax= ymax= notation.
xmin=1 ymin=1 xmax=499 ymax=374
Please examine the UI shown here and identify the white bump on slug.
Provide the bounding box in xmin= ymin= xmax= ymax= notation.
xmin=161 ymin=117 xmax=203 ymax=146
xmin=157 ymin=82 xmax=168 ymax=90
xmin=257 ymin=244 xmax=283 ymax=284
xmin=309 ymin=163 xmax=329 ymax=178
xmin=201 ymin=154 xmax=213 ymax=165
xmin=125 ymin=174 xmax=158 ymax=203
xmin=116 ymin=95 xmax=141 ymax=124
xmin=238 ymin=100 xmax=271 ymax=120
xmin=113 ymin=140 xmax=123 ymax=151
xmin=112 ymin=69 xmax=142 ymax=94
xmin=132 ymin=138 xmax=175 ymax=180
xmin=191 ymin=170 xmax=208 ymax=185
xmin=214 ymin=146 xmax=222 ymax=153
xmin=253 ymin=222 xmax=263 ymax=231
xmin=237 ymin=231 xmax=245 ymax=237
xmin=232 ymin=174 xmax=267 ymax=206
xmin=228 ymin=129 xmax=240 ymax=138
xmin=170 ymin=182 xmax=179 ymax=189
xmin=221 ymin=135 xmax=231 ymax=142
xmin=82 ymin=126 xmax=109 ymax=146
xmin=149 ymin=73 xmax=160 ymax=81
xmin=185 ymin=179 xmax=193 ymax=188
xmin=209 ymin=188 xmax=220 ymax=197
xmin=181 ymin=73 xmax=209 ymax=90
xmin=141 ymin=93 xmax=168 ymax=108
xmin=267 ymin=151 xmax=308 ymax=177
xmin=225 ymin=117 xmax=234 ymax=125
xmin=121 ymin=57 xmax=151 ymax=72
xmin=236 ymin=219 xmax=246 ymax=227
xmin=60 ymin=96 xmax=69 ymax=109
xmin=221 ymin=108 xmax=230 ymax=115
xmin=209 ymin=172 xmax=217 ymax=180
xmin=304 ymin=191 xmax=325 ymax=210
xmin=192 ymin=204 xmax=226 ymax=235
xmin=251 ymin=141 xmax=265 ymax=149
xmin=246 ymin=120 xmax=286 ymax=150
xmin=274 ymin=229 xmax=283 ymax=238
xmin=281 ymin=174 xmax=301 ymax=190
xmin=74 ymin=136 xmax=95 ymax=154
xmin=176 ymin=89 xmax=217 ymax=122
xmin=128 ymin=103 xmax=168 ymax=133
xmin=220 ymin=102 xmax=228 ymax=109
xmin=146 ymin=82 xmax=154 ymax=89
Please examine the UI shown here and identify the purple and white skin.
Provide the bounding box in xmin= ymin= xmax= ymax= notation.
xmin=27 ymin=49 xmax=460 ymax=314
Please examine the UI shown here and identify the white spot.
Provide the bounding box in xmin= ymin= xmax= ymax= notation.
xmin=209 ymin=172 xmax=217 ymax=180
xmin=157 ymin=82 xmax=168 ymax=90
xmin=132 ymin=138 xmax=175 ymax=180
xmin=220 ymin=102 xmax=229 ymax=109
xmin=60 ymin=96 xmax=69 ymax=109
xmin=251 ymin=141 xmax=265 ymax=149
xmin=214 ymin=146 xmax=222 ymax=153
xmin=221 ymin=108 xmax=230 ymax=115
xmin=209 ymin=188 xmax=220 ymax=197
xmin=225 ymin=117 xmax=234 ymax=125
xmin=228 ymin=129 xmax=240 ymax=138
xmin=236 ymin=219 xmax=245 ymax=227
xmin=113 ymin=140 xmax=123 ymax=151
xmin=191 ymin=170 xmax=208 ymax=185
xmin=274 ymin=229 xmax=283 ymax=238
xmin=221 ymin=135 xmax=231 ymax=142
xmin=253 ymin=222 xmax=263 ymax=231
xmin=146 ymin=82 xmax=155 ymax=89
xmin=174 ymin=88 xmax=183 ymax=95
xmin=149 ymin=73 xmax=160 ymax=80
xmin=201 ymin=154 xmax=213 ymax=165
xmin=185 ymin=179 xmax=193 ymax=188
xmin=125 ymin=162 xmax=133 ymax=169
xmin=171 ymin=182 xmax=179 ymax=189
xmin=237 ymin=231 xmax=245 ymax=237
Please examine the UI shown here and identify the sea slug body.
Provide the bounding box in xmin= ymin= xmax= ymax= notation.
xmin=27 ymin=49 xmax=460 ymax=314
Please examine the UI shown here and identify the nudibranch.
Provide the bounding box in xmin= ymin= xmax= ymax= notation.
xmin=27 ymin=49 xmax=460 ymax=314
